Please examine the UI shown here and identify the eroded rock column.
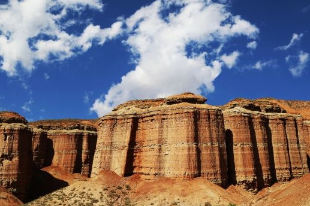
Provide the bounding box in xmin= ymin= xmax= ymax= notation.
xmin=0 ymin=112 xmax=33 ymax=200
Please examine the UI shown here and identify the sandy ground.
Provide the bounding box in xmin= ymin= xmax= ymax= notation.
xmin=22 ymin=168 xmax=310 ymax=206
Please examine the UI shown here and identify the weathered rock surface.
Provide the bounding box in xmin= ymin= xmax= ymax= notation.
xmin=1 ymin=94 xmax=310 ymax=202
xmin=92 ymin=94 xmax=310 ymax=192
xmin=223 ymin=98 xmax=309 ymax=191
xmin=29 ymin=120 xmax=97 ymax=176
xmin=0 ymin=112 xmax=33 ymax=201
xmin=92 ymin=93 xmax=228 ymax=186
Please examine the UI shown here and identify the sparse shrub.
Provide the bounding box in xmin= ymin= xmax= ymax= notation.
xmin=117 ymin=185 xmax=123 ymax=190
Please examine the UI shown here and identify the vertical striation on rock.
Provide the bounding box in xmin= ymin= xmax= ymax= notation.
xmin=223 ymin=110 xmax=257 ymax=191
xmin=222 ymin=98 xmax=309 ymax=191
xmin=304 ymin=121 xmax=310 ymax=157
xmin=92 ymin=93 xmax=228 ymax=186
xmin=92 ymin=94 xmax=310 ymax=191
xmin=29 ymin=120 xmax=97 ymax=177
xmin=32 ymin=128 xmax=47 ymax=168
xmin=0 ymin=112 xmax=33 ymax=200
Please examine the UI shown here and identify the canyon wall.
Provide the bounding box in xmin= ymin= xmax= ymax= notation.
xmin=0 ymin=114 xmax=98 ymax=201
xmin=0 ymin=93 xmax=309 ymax=200
xmin=92 ymin=93 xmax=228 ymax=186
xmin=223 ymin=99 xmax=309 ymax=191
xmin=0 ymin=112 xmax=33 ymax=200
xmin=92 ymin=93 xmax=310 ymax=191
xmin=29 ymin=120 xmax=97 ymax=176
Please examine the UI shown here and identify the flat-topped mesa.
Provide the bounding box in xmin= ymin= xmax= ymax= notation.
xmin=0 ymin=112 xmax=33 ymax=201
xmin=29 ymin=119 xmax=97 ymax=176
xmin=223 ymin=98 xmax=287 ymax=113
xmin=92 ymin=93 xmax=228 ymax=186
xmin=0 ymin=111 xmax=28 ymax=124
xmin=223 ymin=99 xmax=309 ymax=192
xmin=258 ymin=98 xmax=310 ymax=120
xmin=112 ymin=92 xmax=207 ymax=113
xmin=164 ymin=92 xmax=207 ymax=105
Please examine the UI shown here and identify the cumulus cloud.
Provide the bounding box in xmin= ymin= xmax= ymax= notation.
xmin=91 ymin=0 xmax=259 ymax=116
xmin=252 ymin=60 xmax=276 ymax=70
xmin=275 ymin=33 xmax=304 ymax=51
xmin=221 ymin=51 xmax=240 ymax=69
xmin=287 ymin=51 xmax=309 ymax=77
xmin=247 ymin=41 xmax=257 ymax=49
xmin=0 ymin=0 xmax=122 ymax=76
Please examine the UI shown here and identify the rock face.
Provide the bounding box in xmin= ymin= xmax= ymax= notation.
xmin=1 ymin=93 xmax=309 ymax=200
xmin=0 ymin=112 xmax=33 ymax=200
xmin=92 ymin=94 xmax=310 ymax=191
xmin=92 ymin=93 xmax=228 ymax=186
xmin=223 ymin=98 xmax=309 ymax=191
xmin=29 ymin=120 xmax=97 ymax=176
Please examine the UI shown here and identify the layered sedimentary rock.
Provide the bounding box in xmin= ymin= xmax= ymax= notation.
xmin=31 ymin=128 xmax=47 ymax=168
xmin=303 ymin=121 xmax=310 ymax=157
xmin=223 ymin=98 xmax=309 ymax=191
xmin=0 ymin=112 xmax=33 ymax=200
xmin=92 ymin=94 xmax=310 ymax=191
xmin=29 ymin=120 xmax=97 ymax=176
xmin=92 ymin=93 xmax=228 ymax=186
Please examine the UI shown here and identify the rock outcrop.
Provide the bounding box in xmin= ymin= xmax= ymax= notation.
xmin=1 ymin=93 xmax=310 ymax=200
xmin=92 ymin=94 xmax=310 ymax=191
xmin=0 ymin=112 xmax=33 ymax=200
xmin=92 ymin=93 xmax=228 ymax=186
xmin=222 ymin=98 xmax=309 ymax=191
xmin=29 ymin=120 xmax=97 ymax=176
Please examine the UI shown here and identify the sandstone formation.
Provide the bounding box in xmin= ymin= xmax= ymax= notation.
xmin=0 ymin=112 xmax=33 ymax=201
xmin=304 ymin=121 xmax=310 ymax=157
xmin=1 ymin=93 xmax=310 ymax=202
xmin=29 ymin=120 xmax=97 ymax=176
xmin=92 ymin=93 xmax=228 ymax=186
xmin=92 ymin=93 xmax=310 ymax=192
xmin=223 ymin=98 xmax=309 ymax=191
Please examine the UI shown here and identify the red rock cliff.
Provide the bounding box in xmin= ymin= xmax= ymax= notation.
xmin=223 ymin=98 xmax=309 ymax=191
xmin=92 ymin=94 xmax=310 ymax=191
xmin=92 ymin=93 xmax=228 ymax=186
xmin=0 ymin=111 xmax=33 ymax=200
xmin=29 ymin=120 xmax=97 ymax=176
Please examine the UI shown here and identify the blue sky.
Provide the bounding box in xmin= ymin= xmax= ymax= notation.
xmin=0 ymin=0 xmax=309 ymax=121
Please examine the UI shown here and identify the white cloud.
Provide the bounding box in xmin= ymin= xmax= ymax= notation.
xmin=83 ymin=91 xmax=93 ymax=104
xmin=0 ymin=0 xmax=122 ymax=76
xmin=247 ymin=41 xmax=257 ymax=49
xmin=21 ymin=99 xmax=33 ymax=112
xmin=91 ymin=0 xmax=259 ymax=116
xmin=221 ymin=51 xmax=240 ymax=69
xmin=252 ymin=60 xmax=276 ymax=70
xmin=288 ymin=51 xmax=309 ymax=77
xmin=275 ymin=33 xmax=304 ymax=51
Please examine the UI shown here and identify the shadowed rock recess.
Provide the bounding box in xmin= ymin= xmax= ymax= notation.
xmin=0 ymin=92 xmax=310 ymax=202
xmin=0 ymin=115 xmax=97 ymax=201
